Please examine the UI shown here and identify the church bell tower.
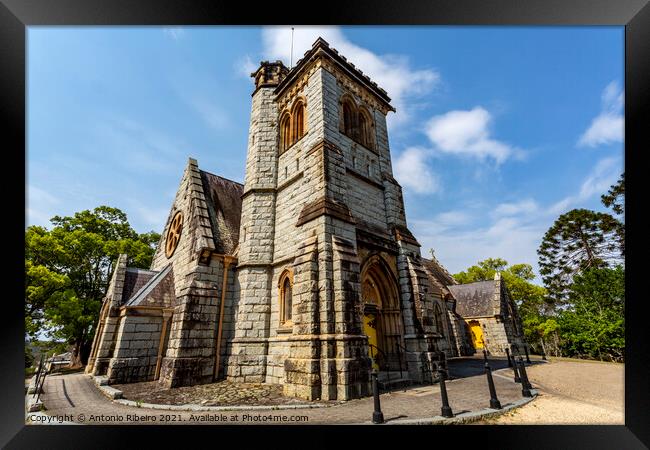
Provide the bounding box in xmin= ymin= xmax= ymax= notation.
xmin=228 ymin=38 xmax=435 ymax=401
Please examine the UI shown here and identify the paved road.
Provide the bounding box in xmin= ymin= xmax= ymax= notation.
xmin=478 ymin=357 xmax=624 ymax=425
xmin=29 ymin=358 xmax=527 ymax=425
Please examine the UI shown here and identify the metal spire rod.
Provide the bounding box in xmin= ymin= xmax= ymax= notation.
xmin=290 ymin=27 xmax=295 ymax=69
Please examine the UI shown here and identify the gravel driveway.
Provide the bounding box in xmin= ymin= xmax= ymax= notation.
xmin=478 ymin=357 xmax=624 ymax=424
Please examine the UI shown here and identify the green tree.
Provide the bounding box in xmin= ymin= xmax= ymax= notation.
xmin=25 ymin=260 xmax=69 ymax=336
xmin=453 ymin=258 xmax=508 ymax=284
xmin=25 ymin=206 xmax=160 ymax=367
xmin=537 ymin=209 xmax=623 ymax=304
xmin=601 ymin=173 xmax=625 ymax=256
xmin=601 ymin=172 xmax=624 ymax=216
xmin=558 ymin=266 xmax=625 ymax=361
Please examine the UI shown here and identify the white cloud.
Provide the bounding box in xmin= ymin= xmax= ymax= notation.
xmin=578 ymin=157 xmax=621 ymax=199
xmin=260 ymin=26 xmax=440 ymax=127
xmin=549 ymin=156 xmax=621 ymax=215
xmin=163 ymin=28 xmax=185 ymax=40
xmin=393 ymin=147 xmax=440 ymax=194
xmin=413 ymin=212 xmax=545 ymax=278
xmin=435 ymin=211 xmax=471 ymax=227
xmin=235 ymin=54 xmax=258 ymax=78
xmin=425 ymin=107 xmax=521 ymax=164
xmin=494 ymin=199 xmax=539 ymax=217
xmin=412 ymin=156 xmax=622 ymax=278
xmin=578 ymin=81 xmax=624 ymax=147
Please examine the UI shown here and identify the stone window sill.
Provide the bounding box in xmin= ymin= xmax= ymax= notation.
xmin=280 ymin=132 xmax=308 ymax=155
xmin=277 ymin=325 xmax=293 ymax=334
xmin=341 ymin=131 xmax=377 ymax=154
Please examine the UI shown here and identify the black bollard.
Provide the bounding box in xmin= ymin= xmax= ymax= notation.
xmin=517 ymin=357 xmax=532 ymax=397
xmin=512 ymin=354 xmax=521 ymax=383
xmin=439 ymin=352 xmax=450 ymax=380
xmin=482 ymin=349 xmax=488 ymax=363
xmin=438 ymin=367 xmax=454 ymax=418
xmin=540 ymin=341 xmax=547 ymax=361
xmin=524 ymin=345 xmax=531 ymax=364
xmin=505 ymin=347 xmax=513 ymax=367
xmin=371 ymin=369 xmax=384 ymax=424
xmin=484 ymin=362 xmax=502 ymax=409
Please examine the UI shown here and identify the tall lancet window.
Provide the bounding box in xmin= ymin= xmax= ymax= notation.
xmin=279 ymin=270 xmax=293 ymax=326
xmin=292 ymin=101 xmax=305 ymax=143
xmin=434 ymin=303 xmax=445 ymax=335
xmin=358 ymin=107 xmax=374 ymax=150
xmin=342 ymin=99 xmax=356 ymax=138
xmin=280 ymin=112 xmax=291 ymax=153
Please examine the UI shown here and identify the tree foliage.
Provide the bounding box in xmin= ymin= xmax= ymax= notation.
xmin=537 ymin=208 xmax=623 ymax=304
xmin=601 ymin=172 xmax=625 ymax=256
xmin=558 ymin=266 xmax=625 ymax=361
xmin=601 ymin=172 xmax=624 ymax=216
xmin=25 ymin=206 xmax=160 ymax=366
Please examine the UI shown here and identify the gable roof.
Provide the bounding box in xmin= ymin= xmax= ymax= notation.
xmin=121 ymin=268 xmax=157 ymax=304
xmin=421 ymin=256 xmax=457 ymax=288
xmin=199 ymin=170 xmax=244 ymax=255
xmin=125 ymin=264 xmax=175 ymax=308
xmin=448 ymin=280 xmax=498 ymax=318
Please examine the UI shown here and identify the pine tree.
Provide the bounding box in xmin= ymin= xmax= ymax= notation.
xmin=601 ymin=172 xmax=624 ymax=256
xmin=538 ymin=208 xmax=623 ymax=304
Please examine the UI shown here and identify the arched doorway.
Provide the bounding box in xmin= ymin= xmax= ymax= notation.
xmin=468 ymin=320 xmax=484 ymax=349
xmin=360 ymin=256 xmax=404 ymax=372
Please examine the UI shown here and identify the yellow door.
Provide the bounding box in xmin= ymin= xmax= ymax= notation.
xmin=469 ymin=321 xmax=484 ymax=349
xmin=363 ymin=313 xmax=380 ymax=370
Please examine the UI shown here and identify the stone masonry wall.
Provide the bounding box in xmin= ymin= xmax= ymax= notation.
xmin=107 ymin=315 xmax=163 ymax=384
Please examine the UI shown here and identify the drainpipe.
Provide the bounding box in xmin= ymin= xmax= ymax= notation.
xmin=155 ymin=310 xmax=173 ymax=380
xmin=214 ymin=256 xmax=234 ymax=381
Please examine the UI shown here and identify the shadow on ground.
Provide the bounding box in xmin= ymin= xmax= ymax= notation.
xmin=447 ymin=355 xmax=545 ymax=379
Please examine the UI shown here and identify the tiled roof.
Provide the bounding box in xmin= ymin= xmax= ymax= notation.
xmin=200 ymin=170 xmax=244 ymax=255
xmin=121 ymin=268 xmax=157 ymax=304
xmin=421 ymin=256 xmax=457 ymax=288
xmin=125 ymin=264 xmax=175 ymax=308
xmin=448 ymin=280 xmax=497 ymax=318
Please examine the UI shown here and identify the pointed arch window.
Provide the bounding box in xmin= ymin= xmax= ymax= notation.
xmin=434 ymin=303 xmax=445 ymax=335
xmin=292 ymin=101 xmax=305 ymax=143
xmin=279 ymin=270 xmax=293 ymax=326
xmin=340 ymin=96 xmax=375 ymax=151
xmin=280 ymin=113 xmax=291 ymax=152
xmin=358 ymin=107 xmax=374 ymax=150
xmin=342 ymin=100 xmax=355 ymax=137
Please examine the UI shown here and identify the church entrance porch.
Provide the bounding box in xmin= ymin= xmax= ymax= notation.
xmin=360 ymin=256 xmax=407 ymax=376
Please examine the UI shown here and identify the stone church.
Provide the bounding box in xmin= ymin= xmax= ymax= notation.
xmin=86 ymin=37 xmax=525 ymax=401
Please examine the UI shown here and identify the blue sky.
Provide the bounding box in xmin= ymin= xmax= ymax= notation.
xmin=27 ymin=26 xmax=624 ymax=280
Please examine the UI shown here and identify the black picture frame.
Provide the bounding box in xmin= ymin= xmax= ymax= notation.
xmin=4 ymin=0 xmax=648 ymax=448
